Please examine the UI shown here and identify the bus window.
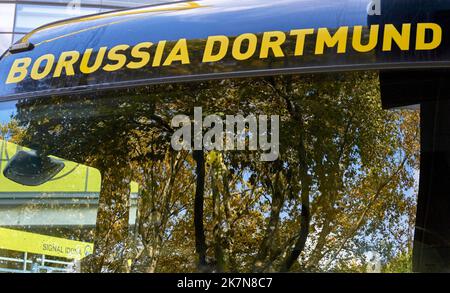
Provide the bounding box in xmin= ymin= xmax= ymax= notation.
xmin=0 ymin=103 xmax=138 ymax=272
xmin=0 ymin=71 xmax=421 ymax=273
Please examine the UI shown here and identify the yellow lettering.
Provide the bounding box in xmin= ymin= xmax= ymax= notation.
xmin=163 ymin=39 xmax=190 ymax=66
xmin=315 ymin=27 xmax=349 ymax=54
xmin=6 ymin=58 xmax=31 ymax=84
xmin=153 ymin=40 xmax=166 ymax=67
xmin=54 ymin=51 xmax=80 ymax=77
xmin=80 ymin=47 xmax=107 ymax=74
xmin=290 ymin=29 xmax=314 ymax=56
xmin=127 ymin=42 xmax=152 ymax=69
xmin=30 ymin=54 xmax=55 ymax=80
xmin=416 ymin=23 xmax=442 ymax=50
xmin=382 ymin=24 xmax=411 ymax=51
xmin=352 ymin=25 xmax=379 ymax=53
xmin=103 ymin=44 xmax=129 ymax=72
xmin=232 ymin=33 xmax=257 ymax=61
xmin=203 ymin=35 xmax=229 ymax=62
xmin=260 ymin=31 xmax=286 ymax=58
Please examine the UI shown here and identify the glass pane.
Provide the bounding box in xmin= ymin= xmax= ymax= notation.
xmin=0 ymin=34 xmax=12 ymax=55
xmin=0 ymin=101 xmax=102 ymax=273
xmin=100 ymin=0 xmax=178 ymax=7
xmin=12 ymin=33 xmax=26 ymax=44
xmin=0 ymin=72 xmax=421 ymax=273
xmin=15 ymin=4 xmax=101 ymax=33
xmin=0 ymin=4 xmax=15 ymax=32
xmin=15 ymin=0 xmax=161 ymax=8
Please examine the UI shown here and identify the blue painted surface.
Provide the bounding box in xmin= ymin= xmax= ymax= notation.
xmin=0 ymin=0 xmax=449 ymax=100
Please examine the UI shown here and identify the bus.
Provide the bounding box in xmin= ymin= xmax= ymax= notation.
xmin=0 ymin=0 xmax=448 ymax=273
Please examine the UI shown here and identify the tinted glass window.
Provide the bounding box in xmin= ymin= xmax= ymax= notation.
xmin=14 ymin=4 xmax=101 ymax=33
xmin=0 ymin=72 xmax=420 ymax=272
